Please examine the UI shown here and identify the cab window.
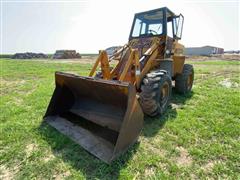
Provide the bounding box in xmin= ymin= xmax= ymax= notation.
xmin=131 ymin=10 xmax=164 ymax=38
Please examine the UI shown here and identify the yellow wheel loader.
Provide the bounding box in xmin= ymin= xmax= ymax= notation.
xmin=44 ymin=7 xmax=194 ymax=163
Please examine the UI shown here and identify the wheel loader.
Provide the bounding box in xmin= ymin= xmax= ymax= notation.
xmin=44 ymin=7 xmax=194 ymax=163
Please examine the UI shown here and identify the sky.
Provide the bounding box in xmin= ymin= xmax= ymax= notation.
xmin=0 ymin=0 xmax=239 ymax=54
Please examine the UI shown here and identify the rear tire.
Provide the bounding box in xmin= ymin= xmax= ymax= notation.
xmin=139 ymin=70 xmax=172 ymax=117
xmin=175 ymin=64 xmax=194 ymax=95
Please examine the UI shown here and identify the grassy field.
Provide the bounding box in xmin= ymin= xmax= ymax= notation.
xmin=0 ymin=58 xmax=240 ymax=179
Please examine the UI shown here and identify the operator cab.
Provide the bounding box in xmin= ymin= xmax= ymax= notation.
xmin=129 ymin=7 xmax=184 ymax=40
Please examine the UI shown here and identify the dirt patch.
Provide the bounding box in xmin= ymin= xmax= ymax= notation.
xmin=221 ymin=54 xmax=240 ymax=61
xmin=219 ymin=79 xmax=239 ymax=88
xmin=158 ymin=162 xmax=169 ymax=174
xmin=0 ymin=164 xmax=20 ymax=180
xmin=186 ymin=54 xmax=240 ymax=61
xmin=53 ymin=170 xmax=71 ymax=179
xmin=195 ymin=70 xmax=238 ymax=84
xmin=4 ymin=78 xmax=38 ymax=96
xmin=19 ymin=56 xmax=120 ymax=66
xmin=171 ymin=103 xmax=183 ymax=109
xmin=201 ymin=160 xmax=224 ymax=172
xmin=0 ymin=79 xmax=27 ymax=95
xmin=144 ymin=166 xmax=155 ymax=177
xmin=174 ymin=146 xmax=192 ymax=167
xmin=43 ymin=153 xmax=55 ymax=163
xmin=0 ymin=165 xmax=14 ymax=180
xmin=30 ymin=57 xmax=97 ymax=64
xmin=190 ymin=173 xmax=198 ymax=179
xmin=0 ymin=79 xmax=26 ymax=87
xmin=7 ymin=96 xmax=23 ymax=106
xmin=202 ymin=161 xmax=215 ymax=171
xmin=25 ymin=143 xmax=38 ymax=157
xmin=17 ymin=85 xmax=37 ymax=96
xmin=148 ymin=145 xmax=166 ymax=157
xmin=141 ymin=137 xmax=166 ymax=156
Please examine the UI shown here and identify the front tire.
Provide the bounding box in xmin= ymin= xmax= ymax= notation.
xmin=139 ymin=70 xmax=172 ymax=117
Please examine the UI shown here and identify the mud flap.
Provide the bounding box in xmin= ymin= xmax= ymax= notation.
xmin=44 ymin=72 xmax=144 ymax=163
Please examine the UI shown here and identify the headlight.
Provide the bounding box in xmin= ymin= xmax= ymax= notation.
xmin=166 ymin=49 xmax=170 ymax=54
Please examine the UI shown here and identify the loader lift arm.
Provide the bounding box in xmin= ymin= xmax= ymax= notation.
xmin=89 ymin=41 xmax=160 ymax=89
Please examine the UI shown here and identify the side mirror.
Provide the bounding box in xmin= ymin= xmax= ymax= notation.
xmin=173 ymin=14 xmax=184 ymax=40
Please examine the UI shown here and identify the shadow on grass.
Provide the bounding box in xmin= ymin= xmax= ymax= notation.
xmin=142 ymin=90 xmax=194 ymax=137
xmin=38 ymin=122 xmax=139 ymax=179
xmin=38 ymin=90 xmax=193 ymax=179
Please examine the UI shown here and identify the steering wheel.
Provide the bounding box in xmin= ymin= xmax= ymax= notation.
xmin=148 ymin=29 xmax=158 ymax=35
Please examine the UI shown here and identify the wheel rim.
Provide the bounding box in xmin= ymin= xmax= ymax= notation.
xmin=187 ymin=72 xmax=193 ymax=90
xmin=160 ymin=82 xmax=169 ymax=107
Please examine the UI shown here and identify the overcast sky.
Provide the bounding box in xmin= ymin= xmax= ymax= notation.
xmin=1 ymin=0 xmax=239 ymax=54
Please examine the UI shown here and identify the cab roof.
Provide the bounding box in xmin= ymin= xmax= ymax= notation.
xmin=134 ymin=7 xmax=175 ymax=18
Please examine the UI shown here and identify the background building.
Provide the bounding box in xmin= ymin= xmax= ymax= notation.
xmin=185 ymin=46 xmax=224 ymax=56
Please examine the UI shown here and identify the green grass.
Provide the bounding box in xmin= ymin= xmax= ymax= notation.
xmin=0 ymin=58 xmax=240 ymax=179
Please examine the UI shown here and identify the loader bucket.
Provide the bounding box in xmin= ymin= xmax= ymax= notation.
xmin=44 ymin=72 xmax=144 ymax=163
